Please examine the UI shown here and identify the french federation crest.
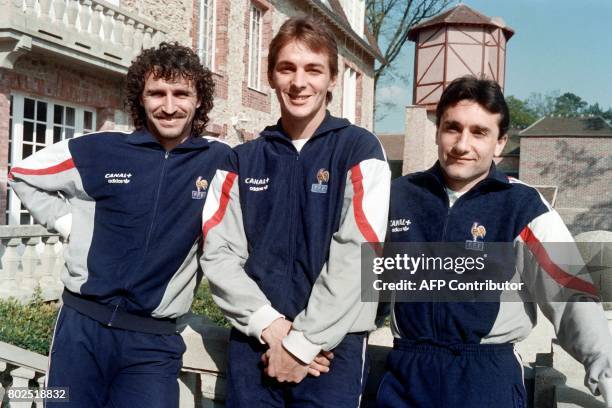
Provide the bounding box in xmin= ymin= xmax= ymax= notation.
xmin=311 ymin=168 xmax=330 ymax=194
xmin=466 ymin=222 xmax=486 ymax=251
xmin=192 ymin=176 xmax=208 ymax=199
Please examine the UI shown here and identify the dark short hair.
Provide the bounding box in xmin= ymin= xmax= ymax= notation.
xmin=436 ymin=76 xmax=509 ymax=138
xmin=125 ymin=42 xmax=215 ymax=135
xmin=268 ymin=17 xmax=338 ymax=104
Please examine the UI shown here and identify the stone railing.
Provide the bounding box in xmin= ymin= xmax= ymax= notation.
xmin=0 ymin=225 xmax=64 ymax=303
xmin=0 ymin=0 xmax=168 ymax=73
xmin=0 ymin=341 xmax=48 ymax=408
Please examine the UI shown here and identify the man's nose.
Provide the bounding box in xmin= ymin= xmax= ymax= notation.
xmin=453 ymin=131 xmax=470 ymax=153
xmin=291 ymin=69 xmax=306 ymax=89
xmin=161 ymin=94 xmax=177 ymax=114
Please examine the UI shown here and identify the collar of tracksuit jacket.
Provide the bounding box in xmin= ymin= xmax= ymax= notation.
xmin=258 ymin=111 xmax=350 ymax=145
xmin=414 ymin=161 xmax=511 ymax=204
xmin=125 ymin=127 xmax=214 ymax=151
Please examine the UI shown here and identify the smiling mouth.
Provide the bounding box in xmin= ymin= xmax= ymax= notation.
xmin=288 ymin=94 xmax=311 ymax=102
xmin=448 ymin=155 xmax=474 ymax=162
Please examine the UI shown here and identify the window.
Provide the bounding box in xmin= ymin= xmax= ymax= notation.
xmin=197 ymin=0 xmax=216 ymax=70
xmin=342 ymin=67 xmax=357 ymax=123
xmin=248 ymin=5 xmax=262 ymax=90
xmin=7 ymin=94 xmax=95 ymax=225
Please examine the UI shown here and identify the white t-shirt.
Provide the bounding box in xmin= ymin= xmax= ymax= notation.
xmin=291 ymin=138 xmax=309 ymax=152
xmin=445 ymin=186 xmax=466 ymax=208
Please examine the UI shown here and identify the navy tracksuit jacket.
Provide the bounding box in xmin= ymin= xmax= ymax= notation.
xmin=377 ymin=163 xmax=612 ymax=408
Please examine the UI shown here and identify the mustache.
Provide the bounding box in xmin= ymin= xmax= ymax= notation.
xmin=154 ymin=113 xmax=187 ymax=119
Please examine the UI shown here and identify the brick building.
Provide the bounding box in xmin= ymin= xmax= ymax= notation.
xmin=0 ymin=0 xmax=381 ymax=225
xmin=519 ymin=116 xmax=612 ymax=234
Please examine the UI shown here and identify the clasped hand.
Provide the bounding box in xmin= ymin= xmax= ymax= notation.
xmin=260 ymin=318 xmax=333 ymax=383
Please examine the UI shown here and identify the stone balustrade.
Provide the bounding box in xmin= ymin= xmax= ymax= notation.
xmin=0 ymin=0 xmax=168 ymax=73
xmin=0 ymin=225 xmax=64 ymax=303
xmin=0 ymin=341 xmax=48 ymax=408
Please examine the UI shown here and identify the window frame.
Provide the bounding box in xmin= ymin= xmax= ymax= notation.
xmin=197 ymin=0 xmax=216 ymax=71
xmin=247 ymin=4 xmax=263 ymax=91
xmin=7 ymin=93 xmax=96 ymax=225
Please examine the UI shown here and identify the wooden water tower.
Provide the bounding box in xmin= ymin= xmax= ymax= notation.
xmin=407 ymin=4 xmax=514 ymax=110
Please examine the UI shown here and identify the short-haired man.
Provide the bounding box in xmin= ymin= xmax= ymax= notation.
xmin=377 ymin=76 xmax=612 ymax=407
xmin=9 ymin=42 xmax=231 ymax=407
xmin=201 ymin=17 xmax=390 ymax=406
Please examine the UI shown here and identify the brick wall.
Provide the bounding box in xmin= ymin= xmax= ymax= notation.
xmin=519 ymin=137 xmax=612 ymax=233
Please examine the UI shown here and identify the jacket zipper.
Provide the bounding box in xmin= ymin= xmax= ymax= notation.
xmin=125 ymin=150 xmax=169 ymax=291
xmin=144 ymin=151 xmax=169 ymax=251
xmin=282 ymin=152 xmax=299 ymax=311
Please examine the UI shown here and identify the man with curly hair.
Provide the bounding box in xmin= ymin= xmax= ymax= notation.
xmin=9 ymin=42 xmax=230 ymax=407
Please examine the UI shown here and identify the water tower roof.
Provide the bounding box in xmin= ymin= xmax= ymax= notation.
xmin=408 ymin=4 xmax=514 ymax=41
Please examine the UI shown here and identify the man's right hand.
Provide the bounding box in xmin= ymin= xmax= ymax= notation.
xmin=307 ymin=350 xmax=334 ymax=377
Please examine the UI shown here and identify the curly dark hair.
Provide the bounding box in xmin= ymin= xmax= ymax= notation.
xmin=125 ymin=42 xmax=215 ymax=136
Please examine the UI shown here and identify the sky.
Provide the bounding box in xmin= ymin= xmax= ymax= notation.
xmin=374 ymin=0 xmax=612 ymax=133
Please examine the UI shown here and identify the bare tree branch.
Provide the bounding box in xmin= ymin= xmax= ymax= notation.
xmin=366 ymin=0 xmax=454 ymax=115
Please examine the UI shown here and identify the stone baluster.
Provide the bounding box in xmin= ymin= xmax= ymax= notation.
xmin=143 ymin=26 xmax=153 ymax=50
xmin=24 ymin=0 xmax=36 ymax=14
xmin=102 ymin=9 xmax=115 ymax=42
xmin=124 ymin=18 xmax=135 ymax=49
xmin=0 ymin=361 xmax=6 ymax=403
xmin=40 ymin=236 xmax=61 ymax=299
xmin=90 ymin=4 xmax=103 ymax=38
xmin=8 ymin=367 xmax=36 ymax=408
xmin=19 ymin=237 xmax=40 ymax=294
xmin=39 ymin=0 xmax=53 ymax=21
xmin=152 ymin=30 xmax=164 ymax=47
xmin=0 ymin=238 xmax=22 ymax=299
xmin=114 ymin=14 xmax=125 ymax=46
xmin=66 ymin=0 xmax=79 ymax=28
xmin=133 ymin=23 xmax=145 ymax=52
xmin=79 ymin=0 xmax=92 ymax=33
xmin=52 ymin=0 xmax=67 ymax=25
xmin=53 ymin=241 xmax=65 ymax=282
xmin=35 ymin=375 xmax=46 ymax=408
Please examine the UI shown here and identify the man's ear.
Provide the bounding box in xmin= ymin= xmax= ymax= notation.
xmin=329 ymin=74 xmax=337 ymax=91
xmin=494 ymin=134 xmax=508 ymax=157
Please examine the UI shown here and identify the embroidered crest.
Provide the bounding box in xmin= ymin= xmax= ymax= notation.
xmin=311 ymin=168 xmax=330 ymax=194
xmin=192 ymin=176 xmax=208 ymax=199
xmin=466 ymin=222 xmax=486 ymax=251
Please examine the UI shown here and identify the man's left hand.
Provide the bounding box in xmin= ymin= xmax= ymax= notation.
xmin=262 ymin=345 xmax=309 ymax=383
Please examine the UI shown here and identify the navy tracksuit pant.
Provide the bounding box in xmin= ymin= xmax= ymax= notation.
xmin=46 ymin=306 xmax=185 ymax=408
xmin=226 ymin=329 xmax=368 ymax=407
xmin=377 ymin=339 xmax=526 ymax=408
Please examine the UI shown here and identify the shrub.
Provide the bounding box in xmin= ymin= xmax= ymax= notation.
xmin=0 ymin=282 xmax=228 ymax=356
xmin=0 ymin=290 xmax=59 ymax=356
xmin=191 ymin=280 xmax=229 ymax=327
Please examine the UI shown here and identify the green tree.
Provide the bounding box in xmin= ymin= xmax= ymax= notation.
xmin=506 ymin=95 xmax=537 ymax=128
xmin=526 ymin=91 xmax=559 ymax=118
xmin=553 ymin=92 xmax=587 ymax=116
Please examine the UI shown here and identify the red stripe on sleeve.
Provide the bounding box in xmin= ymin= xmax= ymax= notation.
xmin=9 ymin=159 xmax=75 ymax=178
xmin=350 ymin=164 xmax=382 ymax=255
xmin=202 ymin=172 xmax=237 ymax=239
xmin=519 ymin=226 xmax=598 ymax=296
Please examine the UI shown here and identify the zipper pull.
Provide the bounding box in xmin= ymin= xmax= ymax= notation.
xmin=164 ymin=152 xmax=169 ymax=159
xmin=108 ymin=303 xmax=120 ymax=327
